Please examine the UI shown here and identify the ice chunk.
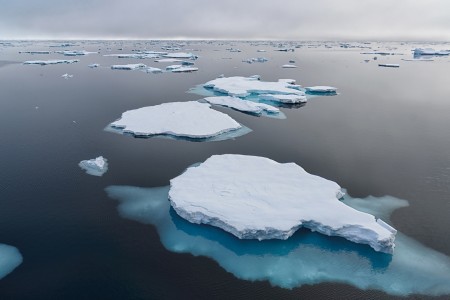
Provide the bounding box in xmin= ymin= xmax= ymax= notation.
xmin=378 ymin=63 xmax=400 ymax=68
xmin=61 ymin=73 xmax=73 ymax=79
xmin=242 ymin=57 xmax=268 ymax=63
xmin=305 ymin=86 xmax=338 ymax=95
xmin=260 ymin=93 xmax=307 ymax=104
xmin=56 ymin=50 xmax=97 ymax=56
xmin=110 ymin=63 xmax=147 ymax=70
xmin=108 ymin=101 xmax=243 ymax=140
xmin=107 ymin=185 xmax=450 ymax=296
xmin=144 ymin=67 xmax=163 ymax=73
xmin=169 ymin=154 xmax=396 ymax=253
xmin=88 ymin=63 xmax=100 ymax=68
xmin=163 ymin=52 xmax=197 ymax=59
xmin=203 ymin=76 xmax=305 ymax=98
xmin=154 ymin=58 xmax=183 ymax=63
xmin=413 ymin=48 xmax=450 ymax=57
xmin=165 ymin=64 xmax=182 ymax=70
xmin=282 ymin=64 xmax=297 ymax=68
xmin=104 ymin=53 xmax=159 ymax=59
xmin=202 ymin=96 xmax=280 ymax=115
xmin=23 ymin=59 xmax=79 ymax=65
xmin=79 ymin=156 xmax=108 ymax=176
xmin=171 ymin=66 xmax=198 ymax=73
xmin=19 ymin=51 xmax=50 ymax=54
xmin=0 ymin=244 xmax=23 ymax=280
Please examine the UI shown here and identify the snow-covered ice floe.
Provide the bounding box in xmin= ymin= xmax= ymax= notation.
xmin=108 ymin=101 xmax=248 ymax=141
xmin=163 ymin=52 xmax=198 ymax=59
xmin=56 ymin=50 xmax=97 ymax=56
xmin=282 ymin=64 xmax=297 ymax=68
xmin=106 ymin=184 xmax=450 ymax=296
xmin=79 ymin=156 xmax=108 ymax=176
xmin=378 ymin=63 xmax=400 ymax=68
xmin=23 ymin=59 xmax=79 ymax=65
xmin=305 ymin=86 xmax=338 ymax=95
xmin=0 ymin=244 xmax=23 ymax=280
xmin=202 ymin=76 xmax=306 ymax=98
xmin=170 ymin=66 xmax=198 ymax=73
xmin=413 ymin=48 xmax=450 ymax=57
xmin=110 ymin=63 xmax=147 ymax=70
xmin=202 ymin=96 xmax=280 ymax=116
xmin=260 ymin=93 xmax=307 ymax=104
xmin=104 ymin=53 xmax=159 ymax=59
xmin=168 ymin=154 xmax=397 ymax=254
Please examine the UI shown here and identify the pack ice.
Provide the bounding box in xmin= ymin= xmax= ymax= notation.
xmin=169 ymin=154 xmax=397 ymax=254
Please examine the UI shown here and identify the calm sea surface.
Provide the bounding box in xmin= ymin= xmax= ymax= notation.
xmin=0 ymin=40 xmax=449 ymax=299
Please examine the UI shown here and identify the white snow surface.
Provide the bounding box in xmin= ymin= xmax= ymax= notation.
xmin=260 ymin=93 xmax=307 ymax=104
xmin=203 ymin=96 xmax=279 ymax=115
xmin=110 ymin=101 xmax=241 ymax=139
xmin=79 ymin=156 xmax=108 ymax=176
xmin=203 ymin=76 xmax=305 ymax=98
xmin=169 ymin=154 xmax=397 ymax=253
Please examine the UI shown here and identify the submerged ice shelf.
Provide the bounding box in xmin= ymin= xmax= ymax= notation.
xmin=106 ymin=185 xmax=450 ymax=296
xmin=108 ymin=101 xmax=246 ymax=140
xmin=168 ymin=155 xmax=397 ymax=254
xmin=0 ymin=244 xmax=23 ymax=280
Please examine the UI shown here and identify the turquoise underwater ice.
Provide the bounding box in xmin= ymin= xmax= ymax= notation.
xmin=106 ymin=185 xmax=450 ymax=296
xmin=0 ymin=244 xmax=23 ymax=280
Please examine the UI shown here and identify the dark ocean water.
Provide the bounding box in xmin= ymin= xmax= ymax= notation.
xmin=0 ymin=40 xmax=449 ymax=299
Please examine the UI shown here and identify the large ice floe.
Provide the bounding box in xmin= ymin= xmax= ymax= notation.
xmin=108 ymin=101 xmax=248 ymax=141
xmin=23 ymin=59 xmax=79 ymax=65
xmin=168 ymin=154 xmax=397 ymax=254
xmin=202 ymin=76 xmax=306 ymax=98
xmin=106 ymin=184 xmax=450 ymax=296
xmin=413 ymin=48 xmax=450 ymax=57
xmin=0 ymin=244 xmax=23 ymax=280
xmin=79 ymin=156 xmax=108 ymax=176
xmin=202 ymin=96 xmax=280 ymax=116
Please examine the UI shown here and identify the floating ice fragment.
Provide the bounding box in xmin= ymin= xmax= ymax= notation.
xmin=305 ymin=86 xmax=337 ymax=95
xmin=23 ymin=59 xmax=79 ymax=65
xmin=0 ymin=244 xmax=23 ymax=280
xmin=378 ymin=63 xmax=400 ymax=68
xmin=260 ymin=93 xmax=307 ymax=104
xmin=202 ymin=96 xmax=280 ymax=116
xmin=171 ymin=67 xmax=198 ymax=73
xmin=88 ymin=63 xmax=100 ymax=68
xmin=413 ymin=48 xmax=450 ymax=57
xmin=61 ymin=73 xmax=73 ymax=79
xmin=110 ymin=63 xmax=147 ymax=70
xmin=165 ymin=64 xmax=182 ymax=70
xmin=154 ymin=58 xmax=183 ymax=63
xmin=104 ymin=53 xmax=159 ymax=59
xmin=163 ymin=52 xmax=197 ymax=59
xmin=79 ymin=156 xmax=108 ymax=176
xmin=108 ymin=101 xmax=245 ymax=140
xmin=19 ymin=51 xmax=51 ymax=54
xmin=144 ymin=67 xmax=163 ymax=73
xmin=282 ymin=64 xmax=297 ymax=68
xmin=56 ymin=50 xmax=97 ymax=56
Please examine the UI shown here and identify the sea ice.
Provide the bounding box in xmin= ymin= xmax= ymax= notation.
xmin=165 ymin=65 xmax=182 ymax=70
xmin=0 ymin=244 xmax=23 ymax=280
xmin=104 ymin=53 xmax=160 ymax=59
xmin=106 ymin=185 xmax=450 ymax=296
xmin=19 ymin=51 xmax=51 ymax=54
xmin=202 ymin=96 xmax=280 ymax=115
xmin=78 ymin=156 xmax=108 ymax=176
xmin=260 ymin=93 xmax=307 ymax=104
xmin=282 ymin=64 xmax=297 ymax=68
xmin=154 ymin=58 xmax=183 ymax=63
xmin=163 ymin=52 xmax=197 ymax=59
xmin=305 ymin=86 xmax=338 ymax=95
xmin=378 ymin=63 xmax=400 ymax=68
xmin=61 ymin=73 xmax=73 ymax=79
xmin=169 ymin=155 xmax=396 ymax=253
xmin=110 ymin=63 xmax=147 ymax=70
xmin=145 ymin=67 xmax=163 ymax=73
xmin=88 ymin=63 xmax=100 ymax=68
xmin=57 ymin=50 xmax=97 ymax=56
xmin=413 ymin=48 xmax=450 ymax=57
xmin=108 ymin=101 xmax=243 ymax=140
xmin=170 ymin=66 xmax=198 ymax=73
xmin=202 ymin=76 xmax=305 ymax=98
xmin=23 ymin=59 xmax=79 ymax=65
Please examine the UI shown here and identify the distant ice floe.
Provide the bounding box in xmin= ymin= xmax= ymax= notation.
xmin=104 ymin=53 xmax=160 ymax=59
xmin=202 ymin=96 xmax=280 ymax=116
xmin=171 ymin=66 xmax=198 ymax=73
xmin=305 ymin=86 xmax=338 ymax=95
xmin=108 ymin=101 xmax=247 ymax=141
xmin=61 ymin=73 xmax=73 ymax=79
xmin=106 ymin=184 xmax=450 ymax=296
xmin=19 ymin=51 xmax=51 ymax=55
xmin=154 ymin=58 xmax=183 ymax=63
xmin=169 ymin=154 xmax=396 ymax=253
xmin=162 ymin=52 xmax=198 ymax=59
xmin=23 ymin=59 xmax=79 ymax=65
xmin=88 ymin=63 xmax=100 ymax=68
xmin=242 ymin=57 xmax=268 ymax=64
xmin=79 ymin=156 xmax=108 ymax=176
xmin=413 ymin=48 xmax=450 ymax=57
xmin=281 ymin=64 xmax=297 ymax=68
xmin=111 ymin=63 xmax=147 ymax=70
xmin=0 ymin=244 xmax=23 ymax=280
xmin=260 ymin=93 xmax=307 ymax=104
xmin=56 ymin=50 xmax=98 ymax=56
xmin=378 ymin=63 xmax=400 ymax=68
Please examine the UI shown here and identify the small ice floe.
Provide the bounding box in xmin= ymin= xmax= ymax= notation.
xmin=144 ymin=67 xmax=163 ymax=73
xmin=57 ymin=50 xmax=97 ymax=56
xmin=110 ymin=63 xmax=147 ymax=70
xmin=108 ymin=101 xmax=244 ymax=140
xmin=401 ymin=58 xmax=433 ymax=62
xmin=165 ymin=64 xmax=182 ymax=70
xmin=154 ymin=58 xmax=183 ymax=63
xmin=104 ymin=53 xmax=159 ymax=59
xmin=171 ymin=66 xmax=198 ymax=73
xmin=257 ymin=49 xmax=266 ymax=52
xmin=413 ymin=48 xmax=450 ymax=57
xmin=19 ymin=51 xmax=51 ymax=54
xmin=275 ymin=48 xmax=294 ymax=52
xmin=278 ymin=79 xmax=297 ymax=84
xmin=282 ymin=64 xmax=297 ymax=68
xmin=0 ymin=244 xmax=23 ymax=280
xmin=378 ymin=63 xmax=400 ymax=68
xmin=79 ymin=156 xmax=108 ymax=176
xmin=202 ymin=96 xmax=280 ymax=116
xmin=202 ymin=76 xmax=305 ymax=98
xmin=162 ymin=52 xmax=198 ymax=59
xmin=242 ymin=57 xmax=268 ymax=64
xmin=49 ymin=43 xmax=77 ymax=48
xmin=305 ymin=86 xmax=337 ymax=95
xmin=88 ymin=63 xmax=100 ymax=68
xmin=260 ymin=93 xmax=307 ymax=104
xmin=361 ymin=51 xmax=402 ymax=55
xmin=168 ymin=154 xmax=397 ymax=254
xmin=289 ymin=60 xmax=296 ymax=63
xmin=227 ymin=48 xmax=242 ymax=52
xmin=61 ymin=73 xmax=73 ymax=79
xmin=23 ymin=59 xmax=79 ymax=65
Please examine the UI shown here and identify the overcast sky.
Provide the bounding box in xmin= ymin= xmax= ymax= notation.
xmin=1 ymin=0 xmax=449 ymax=40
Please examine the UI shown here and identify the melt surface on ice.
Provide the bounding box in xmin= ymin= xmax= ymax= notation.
xmin=79 ymin=156 xmax=108 ymax=176
xmin=110 ymin=101 xmax=242 ymax=139
xmin=203 ymin=76 xmax=305 ymax=98
xmin=203 ymin=96 xmax=279 ymax=115
xmin=0 ymin=244 xmax=23 ymax=280
xmin=168 ymin=154 xmax=396 ymax=253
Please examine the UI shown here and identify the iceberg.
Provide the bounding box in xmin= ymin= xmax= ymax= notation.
xmin=0 ymin=244 xmax=22 ymax=280
xmin=165 ymin=64 xmax=182 ymax=70
xmin=108 ymin=101 xmax=244 ymax=140
xmin=110 ymin=63 xmax=147 ymax=70
xmin=203 ymin=76 xmax=305 ymax=98
xmin=305 ymin=86 xmax=338 ymax=95
xmin=168 ymin=154 xmax=397 ymax=254
xmin=19 ymin=51 xmax=51 ymax=54
xmin=145 ymin=67 xmax=163 ymax=73
xmin=242 ymin=57 xmax=268 ymax=63
xmin=23 ymin=59 xmax=79 ymax=65
xmin=79 ymin=156 xmax=108 ymax=176
xmin=378 ymin=63 xmax=400 ymax=68
xmin=106 ymin=185 xmax=450 ymax=296
xmin=202 ymin=96 xmax=280 ymax=115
